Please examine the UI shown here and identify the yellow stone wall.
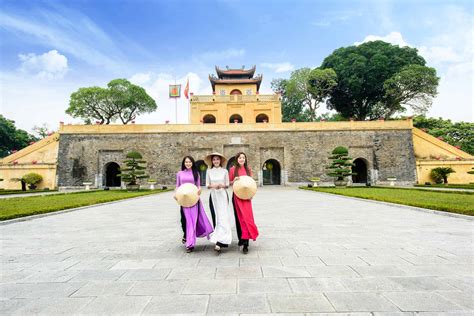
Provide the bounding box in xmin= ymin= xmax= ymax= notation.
xmin=416 ymin=160 xmax=474 ymax=184
xmin=412 ymin=128 xmax=474 ymax=184
xmin=0 ymin=133 xmax=59 ymax=190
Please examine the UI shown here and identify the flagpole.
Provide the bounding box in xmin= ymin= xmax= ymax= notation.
xmin=174 ymin=77 xmax=178 ymax=124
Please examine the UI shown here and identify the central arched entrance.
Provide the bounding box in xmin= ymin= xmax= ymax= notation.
xmin=230 ymin=89 xmax=242 ymax=95
xmin=262 ymin=159 xmax=281 ymax=185
xmin=195 ymin=160 xmax=207 ymax=186
xmin=105 ymin=162 xmax=121 ymax=187
xmin=352 ymin=158 xmax=368 ymax=184
xmin=203 ymin=114 xmax=216 ymax=124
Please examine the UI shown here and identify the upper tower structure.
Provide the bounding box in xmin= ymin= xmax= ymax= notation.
xmin=190 ymin=65 xmax=281 ymax=124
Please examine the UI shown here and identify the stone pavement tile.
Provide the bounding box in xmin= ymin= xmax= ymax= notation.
xmin=358 ymin=256 xmax=413 ymax=265
xmin=216 ymin=266 xmax=262 ymax=279
xmin=306 ymin=265 xmax=360 ymax=278
xmin=364 ymin=248 xmax=415 ymax=257
xmin=319 ymin=256 xmax=369 ymax=266
xmin=70 ymin=281 xmax=134 ymax=297
xmin=79 ymin=295 xmax=151 ymax=314
xmin=438 ymin=254 xmax=473 ymax=264
xmin=11 ymin=297 xmax=93 ymax=315
xmin=288 ymin=277 xmax=347 ymax=292
xmin=435 ymin=291 xmax=474 ymax=310
xmin=21 ymin=259 xmax=80 ymax=272
xmin=117 ymin=268 xmax=171 ymax=281
xmin=281 ymin=256 xmax=325 ymax=267
xmin=238 ymin=278 xmax=292 ymax=294
xmin=183 ymin=278 xmax=237 ymax=294
xmin=267 ymin=293 xmax=335 ymax=312
xmin=417 ymin=313 xmax=474 ymax=316
xmin=154 ymin=257 xmax=200 ymax=268
xmin=438 ymin=276 xmax=474 ymax=291
xmin=208 ymin=294 xmax=270 ymax=313
xmin=328 ymin=249 xmax=374 ymax=257
xmin=399 ymin=255 xmax=451 ymax=265
xmin=262 ymin=266 xmax=310 ymax=278
xmin=167 ymin=266 xmax=216 ymax=279
xmin=198 ymin=257 xmax=240 ymax=267
xmin=382 ymin=292 xmax=466 ymax=311
xmin=350 ymin=265 xmax=408 ymax=277
xmin=68 ymin=269 xmax=125 ymax=282
xmin=340 ymin=277 xmax=406 ymax=292
xmin=388 ymin=276 xmax=459 ymax=291
xmin=1 ymin=282 xmax=84 ymax=299
xmin=294 ymin=247 xmax=334 ymax=257
xmin=325 ymin=292 xmax=400 ymax=312
xmin=142 ymin=294 xmax=208 ymax=314
xmin=0 ymin=270 xmax=36 ymax=283
xmin=127 ymin=280 xmax=186 ymax=295
xmin=258 ymin=249 xmax=298 ymax=257
xmin=397 ymin=265 xmax=469 ymax=277
xmin=241 ymin=313 xmax=304 ymax=316
xmin=65 ymin=259 xmax=118 ymax=270
xmin=17 ymin=270 xmax=80 ymax=283
xmin=240 ymin=257 xmax=283 ymax=267
xmin=0 ymin=298 xmax=31 ymax=314
xmin=109 ymin=259 xmax=158 ymax=270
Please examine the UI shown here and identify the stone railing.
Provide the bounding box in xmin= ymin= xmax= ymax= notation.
xmin=191 ymin=94 xmax=280 ymax=103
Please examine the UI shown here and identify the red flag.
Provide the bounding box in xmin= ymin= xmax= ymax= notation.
xmin=184 ymin=78 xmax=189 ymax=99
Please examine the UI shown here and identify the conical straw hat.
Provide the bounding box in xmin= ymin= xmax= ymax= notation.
xmin=233 ymin=175 xmax=257 ymax=200
xmin=176 ymin=183 xmax=199 ymax=207
xmin=204 ymin=152 xmax=227 ymax=167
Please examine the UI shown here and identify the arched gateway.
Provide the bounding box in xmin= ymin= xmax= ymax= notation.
xmin=262 ymin=159 xmax=281 ymax=185
xmin=104 ymin=162 xmax=121 ymax=187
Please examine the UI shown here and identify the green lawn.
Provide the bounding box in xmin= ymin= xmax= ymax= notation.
xmin=301 ymin=186 xmax=474 ymax=216
xmin=414 ymin=184 xmax=474 ymax=190
xmin=0 ymin=189 xmax=58 ymax=196
xmin=0 ymin=189 xmax=170 ymax=221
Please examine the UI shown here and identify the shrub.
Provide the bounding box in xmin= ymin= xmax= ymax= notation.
xmin=22 ymin=173 xmax=43 ymax=185
xmin=430 ymin=167 xmax=455 ymax=184
xmin=326 ymin=146 xmax=355 ymax=181
xmin=117 ymin=151 xmax=149 ymax=185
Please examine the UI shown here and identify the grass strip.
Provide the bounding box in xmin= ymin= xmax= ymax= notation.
xmin=0 ymin=189 xmax=171 ymax=221
xmin=0 ymin=189 xmax=58 ymax=196
xmin=414 ymin=184 xmax=474 ymax=190
xmin=301 ymin=186 xmax=474 ymax=216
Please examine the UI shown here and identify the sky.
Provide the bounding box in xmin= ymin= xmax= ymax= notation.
xmin=0 ymin=0 xmax=473 ymax=134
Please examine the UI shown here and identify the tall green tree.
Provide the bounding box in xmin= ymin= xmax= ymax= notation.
xmin=0 ymin=115 xmax=38 ymax=158
xmin=66 ymin=79 xmax=157 ymax=124
xmin=307 ymin=68 xmax=338 ymax=120
xmin=271 ymin=78 xmax=310 ymax=122
xmin=320 ymin=40 xmax=439 ymax=120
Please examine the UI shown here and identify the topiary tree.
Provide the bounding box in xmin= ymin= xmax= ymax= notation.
xmin=22 ymin=173 xmax=43 ymax=190
xmin=468 ymin=167 xmax=474 ymax=175
xmin=117 ymin=151 xmax=149 ymax=187
xmin=430 ymin=167 xmax=455 ymax=184
xmin=326 ymin=146 xmax=356 ymax=185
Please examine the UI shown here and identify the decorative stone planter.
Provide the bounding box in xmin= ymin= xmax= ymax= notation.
xmin=126 ymin=184 xmax=140 ymax=191
xmin=387 ymin=177 xmax=397 ymax=186
xmin=334 ymin=179 xmax=348 ymax=187
xmin=83 ymin=182 xmax=93 ymax=190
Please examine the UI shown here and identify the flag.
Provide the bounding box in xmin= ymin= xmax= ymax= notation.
xmin=169 ymin=84 xmax=181 ymax=98
xmin=184 ymin=78 xmax=189 ymax=99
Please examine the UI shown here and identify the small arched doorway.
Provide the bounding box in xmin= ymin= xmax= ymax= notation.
xmin=226 ymin=156 xmax=236 ymax=171
xmin=256 ymin=113 xmax=269 ymax=123
xmin=195 ymin=160 xmax=207 ymax=186
xmin=105 ymin=162 xmax=121 ymax=187
xmin=352 ymin=158 xmax=368 ymax=184
xmin=230 ymin=89 xmax=242 ymax=95
xmin=229 ymin=114 xmax=243 ymax=123
xmin=262 ymin=159 xmax=281 ymax=185
xmin=203 ymin=114 xmax=216 ymax=124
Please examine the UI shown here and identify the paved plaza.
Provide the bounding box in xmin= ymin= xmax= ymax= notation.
xmin=1 ymin=187 xmax=473 ymax=314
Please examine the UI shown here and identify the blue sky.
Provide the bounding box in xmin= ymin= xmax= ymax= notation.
xmin=1 ymin=0 xmax=472 ymax=132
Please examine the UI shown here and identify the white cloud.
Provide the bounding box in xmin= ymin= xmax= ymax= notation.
xmin=129 ymin=72 xmax=152 ymax=85
xmin=354 ymin=31 xmax=409 ymax=47
xmin=18 ymin=50 xmax=68 ymax=79
xmin=260 ymin=62 xmax=295 ymax=73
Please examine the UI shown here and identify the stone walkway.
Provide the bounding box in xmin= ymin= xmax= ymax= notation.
xmin=0 ymin=187 xmax=472 ymax=314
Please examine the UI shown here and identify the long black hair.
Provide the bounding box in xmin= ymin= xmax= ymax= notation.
xmin=181 ymin=156 xmax=199 ymax=185
xmin=234 ymin=152 xmax=251 ymax=178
